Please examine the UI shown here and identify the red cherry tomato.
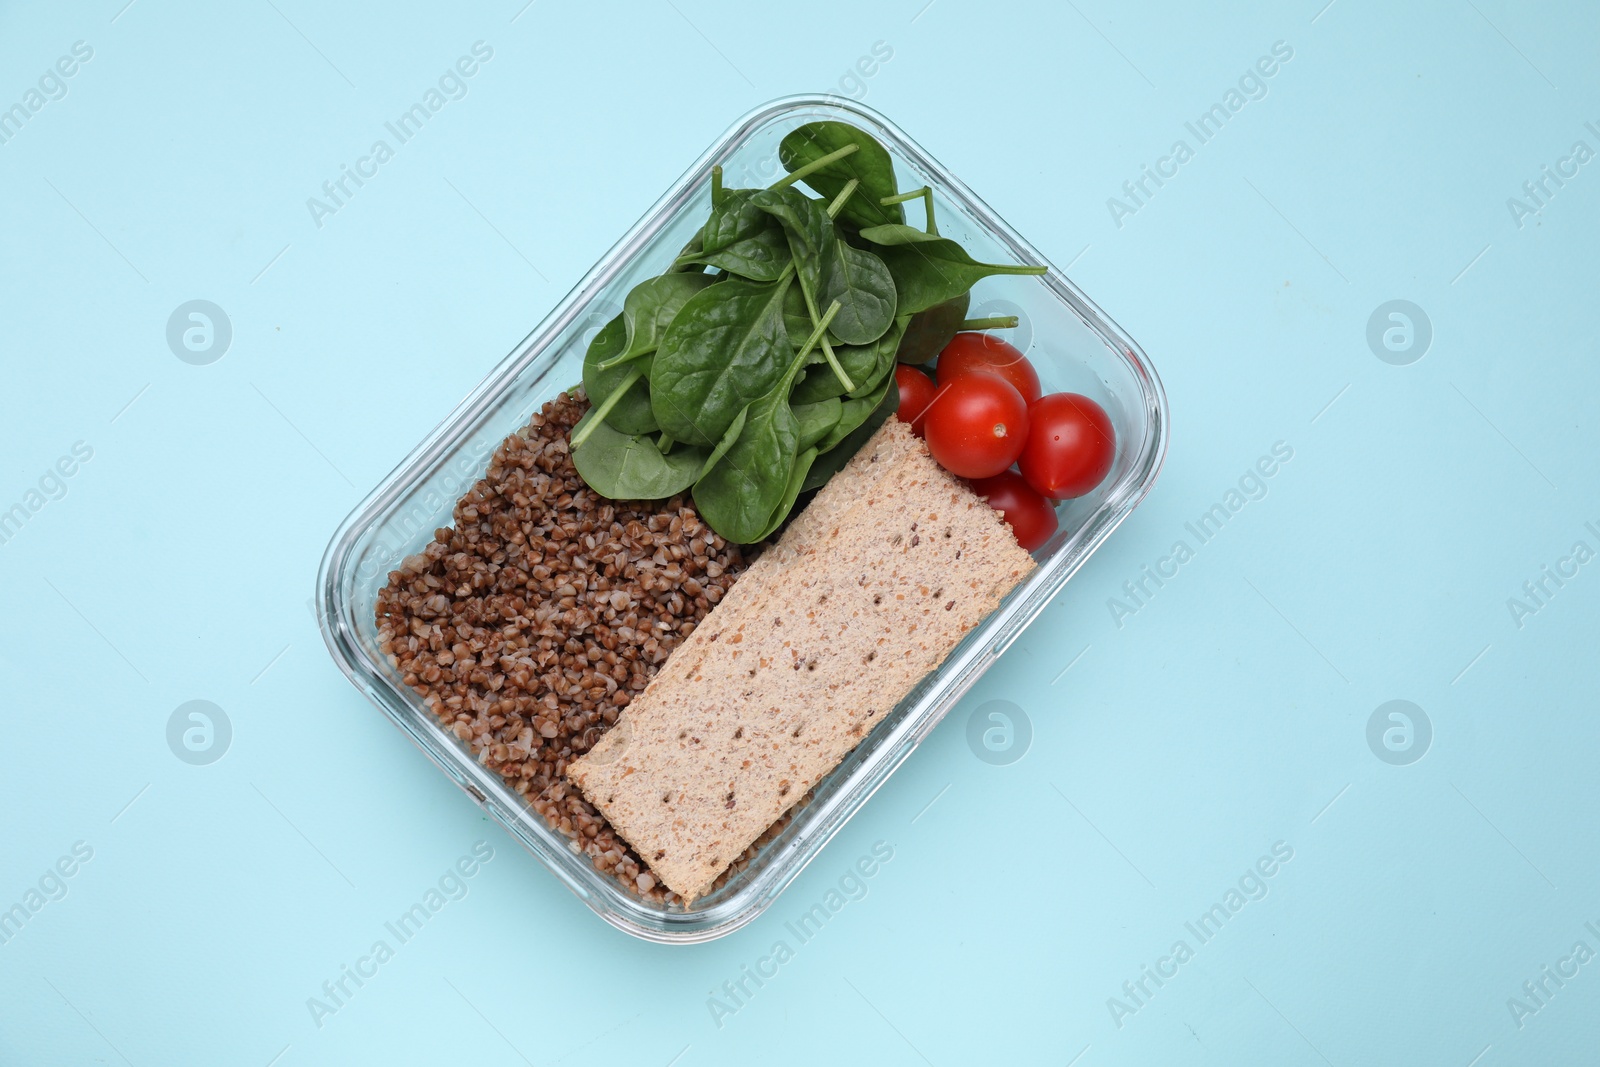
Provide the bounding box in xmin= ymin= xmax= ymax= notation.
xmin=922 ymin=374 xmax=1029 ymax=479
xmin=1019 ymin=392 xmax=1115 ymax=499
xmin=935 ymin=333 xmax=1041 ymax=404
xmin=894 ymin=365 xmax=939 ymax=435
xmin=969 ymin=471 xmax=1058 ymax=551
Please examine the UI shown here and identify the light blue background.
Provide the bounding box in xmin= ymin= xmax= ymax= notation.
xmin=3 ymin=1 xmax=1596 ymax=1064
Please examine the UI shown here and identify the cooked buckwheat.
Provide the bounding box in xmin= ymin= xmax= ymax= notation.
xmin=375 ymin=390 xmax=784 ymax=905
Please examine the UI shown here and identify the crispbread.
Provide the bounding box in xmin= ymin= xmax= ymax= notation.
xmin=568 ymin=418 xmax=1035 ymax=901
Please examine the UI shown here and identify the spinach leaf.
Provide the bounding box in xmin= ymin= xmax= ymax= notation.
xmin=581 ymin=313 xmax=657 ymax=435
xmin=787 ymin=309 xmax=905 ymax=405
xmin=750 ymin=188 xmax=890 ymax=395
xmin=693 ymin=405 xmax=748 ymax=482
xmin=617 ymin=273 xmax=716 ymax=361
xmin=748 ymin=187 xmax=837 ymax=311
xmin=794 ymin=397 xmax=843 ymax=452
xmin=570 ymin=408 xmax=709 ymax=500
xmin=702 ymin=190 xmax=769 ymax=251
xmin=817 ymin=359 xmax=897 ymax=453
xmin=779 ymin=121 xmax=904 ymax=230
xmin=753 ymin=446 xmax=819 ymax=542
xmin=843 ymin=312 xmax=906 ymax=400
xmin=782 ymin=282 xmax=814 ymax=344
xmin=819 ymin=240 xmax=896 ymax=345
xmin=895 ymin=292 xmax=969 ymax=364
xmin=692 ymin=382 xmax=800 ymax=544
xmin=650 ymin=275 xmax=794 ymax=447
xmin=856 ymin=224 xmax=1049 ymax=314
xmin=789 ymin=348 xmax=872 ymax=404
xmin=689 ymin=301 xmax=843 ymax=542
xmin=698 ymin=232 xmax=790 ymax=281
xmin=668 ymin=231 xmax=706 ymax=273
xmin=801 ymin=378 xmax=900 ymax=492
xmin=692 ymin=190 xmax=791 ymax=281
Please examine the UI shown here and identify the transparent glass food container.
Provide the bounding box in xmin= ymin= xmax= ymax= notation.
xmin=317 ymin=95 xmax=1168 ymax=943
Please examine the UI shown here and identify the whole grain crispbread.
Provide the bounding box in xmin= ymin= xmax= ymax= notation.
xmin=568 ymin=418 xmax=1035 ymax=901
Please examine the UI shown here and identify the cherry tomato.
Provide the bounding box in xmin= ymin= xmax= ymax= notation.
xmin=894 ymin=365 xmax=939 ymax=435
xmin=922 ymin=374 xmax=1029 ymax=479
xmin=969 ymin=471 xmax=1058 ymax=551
xmin=935 ymin=333 xmax=1041 ymax=404
xmin=1019 ymin=392 xmax=1115 ymax=499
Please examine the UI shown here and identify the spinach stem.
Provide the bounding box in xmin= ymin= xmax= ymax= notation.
xmin=825 ymin=179 xmax=860 ymax=220
xmin=879 ymin=186 xmax=937 ymax=233
xmin=658 ymin=432 xmax=674 ymax=454
xmin=797 ymin=261 xmax=820 ymax=322
xmin=711 ymin=165 xmax=723 ymax=208
xmin=571 ymin=367 xmax=643 ymax=450
xmin=789 ymin=301 xmax=842 ymax=381
xmin=988 ymin=264 xmax=1050 ymax=276
xmin=820 ymin=338 xmax=855 ymax=394
xmin=796 ymin=273 xmax=855 ymax=394
xmin=595 ymin=348 xmax=647 ymax=372
xmin=960 ymin=315 xmax=1020 ymax=330
xmin=768 ymin=143 xmax=859 ymax=191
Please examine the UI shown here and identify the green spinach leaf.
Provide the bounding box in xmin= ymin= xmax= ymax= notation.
xmin=692 ymin=405 xmax=748 ymax=482
xmin=819 ymin=240 xmax=896 ymax=345
xmin=692 ymin=382 xmax=800 ymax=544
xmin=782 ymin=282 xmax=814 ymax=345
xmin=617 ymin=273 xmax=716 ymax=361
xmin=843 ymin=312 xmax=906 ymax=399
xmin=691 ymin=190 xmax=791 ymax=281
xmin=817 ymin=359 xmax=897 ymax=453
xmin=857 ymin=224 xmax=1048 ymax=314
xmin=787 ymin=311 xmax=904 ymax=405
xmin=581 ymin=313 xmax=657 ymax=435
xmin=748 ymin=187 xmax=837 ymax=311
xmin=895 ymin=292 xmax=969 ymax=364
xmin=570 ymin=408 xmax=709 ymax=500
xmin=699 ymin=232 xmax=790 ymax=281
xmin=754 ymin=446 xmax=819 ymax=542
xmin=794 ymin=397 xmax=843 ymax=452
xmin=650 ymin=275 xmax=794 ymax=447
xmin=668 ymin=231 xmax=706 ymax=273
xmin=790 ymin=349 xmax=870 ymax=404
xmin=801 ymin=378 xmax=900 ymax=492
xmin=689 ymin=301 xmax=843 ymax=542
xmin=778 ymin=121 xmax=904 ymax=230
xmin=702 ymin=190 xmax=769 ymax=251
